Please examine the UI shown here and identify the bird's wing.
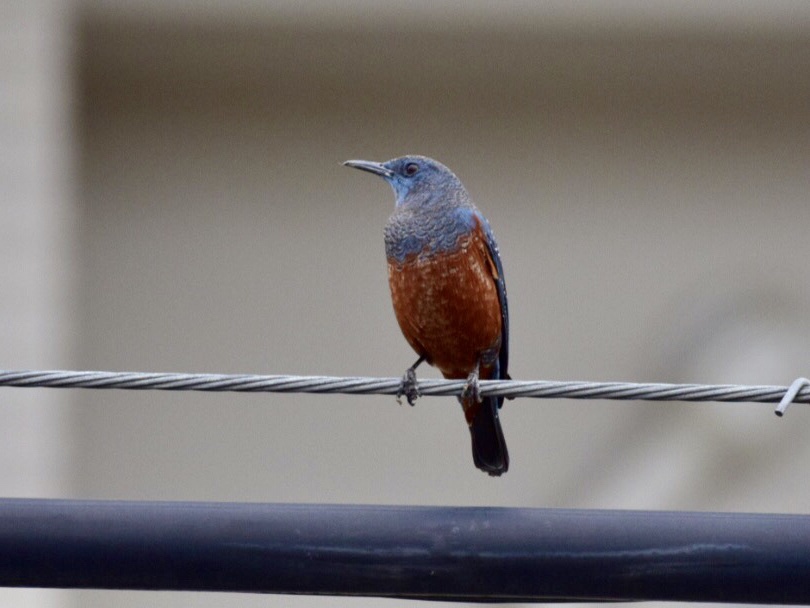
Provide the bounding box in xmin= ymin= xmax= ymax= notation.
xmin=474 ymin=211 xmax=509 ymax=381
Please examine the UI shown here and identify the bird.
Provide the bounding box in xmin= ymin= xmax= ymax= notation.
xmin=344 ymin=155 xmax=510 ymax=476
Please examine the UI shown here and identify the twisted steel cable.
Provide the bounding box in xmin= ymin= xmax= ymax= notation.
xmin=0 ymin=369 xmax=807 ymax=414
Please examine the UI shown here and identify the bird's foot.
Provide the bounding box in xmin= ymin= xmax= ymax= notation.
xmin=397 ymin=367 xmax=420 ymax=406
xmin=461 ymin=370 xmax=482 ymax=404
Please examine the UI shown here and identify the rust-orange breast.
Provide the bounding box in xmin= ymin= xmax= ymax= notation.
xmin=387 ymin=222 xmax=502 ymax=380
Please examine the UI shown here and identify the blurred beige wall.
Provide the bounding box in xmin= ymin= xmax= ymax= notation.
xmin=3 ymin=2 xmax=810 ymax=607
xmin=0 ymin=1 xmax=76 ymax=606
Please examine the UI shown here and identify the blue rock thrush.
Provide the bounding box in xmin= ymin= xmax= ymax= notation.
xmin=344 ymin=155 xmax=510 ymax=476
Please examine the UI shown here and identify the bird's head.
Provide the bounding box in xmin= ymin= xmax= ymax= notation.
xmin=344 ymin=155 xmax=462 ymax=207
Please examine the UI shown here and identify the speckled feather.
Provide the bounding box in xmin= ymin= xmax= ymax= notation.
xmin=387 ymin=216 xmax=502 ymax=384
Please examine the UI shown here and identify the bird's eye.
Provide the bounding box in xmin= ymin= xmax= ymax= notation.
xmin=404 ymin=162 xmax=419 ymax=176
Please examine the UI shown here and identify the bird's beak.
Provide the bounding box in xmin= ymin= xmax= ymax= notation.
xmin=343 ymin=159 xmax=394 ymax=178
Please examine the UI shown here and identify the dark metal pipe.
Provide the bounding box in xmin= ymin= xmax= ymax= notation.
xmin=0 ymin=499 xmax=808 ymax=603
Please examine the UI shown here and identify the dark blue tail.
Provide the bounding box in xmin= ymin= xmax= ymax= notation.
xmin=469 ymin=396 xmax=509 ymax=476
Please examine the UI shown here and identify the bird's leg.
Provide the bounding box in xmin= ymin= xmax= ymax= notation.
xmin=461 ymin=359 xmax=483 ymax=404
xmin=397 ymin=355 xmax=425 ymax=406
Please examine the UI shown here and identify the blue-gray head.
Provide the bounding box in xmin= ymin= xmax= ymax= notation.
xmin=343 ymin=155 xmax=467 ymax=208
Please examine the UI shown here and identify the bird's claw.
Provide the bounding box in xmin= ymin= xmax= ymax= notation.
xmin=397 ymin=367 xmax=420 ymax=406
xmin=461 ymin=371 xmax=482 ymax=404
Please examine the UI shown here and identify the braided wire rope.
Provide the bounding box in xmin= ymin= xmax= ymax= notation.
xmin=0 ymin=369 xmax=807 ymax=414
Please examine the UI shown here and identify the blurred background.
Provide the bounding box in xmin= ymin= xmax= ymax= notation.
xmin=3 ymin=1 xmax=810 ymax=606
